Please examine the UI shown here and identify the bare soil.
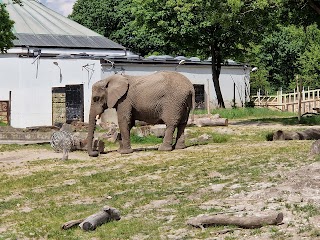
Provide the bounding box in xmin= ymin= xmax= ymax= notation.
xmin=1 ymin=121 xmax=320 ymax=239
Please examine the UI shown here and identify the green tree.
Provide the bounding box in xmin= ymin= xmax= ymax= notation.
xmin=70 ymin=0 xmax=320 ymax=106
xmin=298 ymin=24 xmax=320 ymax=89
xmin=250 ymin=26 xmax=305 ymax=93
xmin=248 ymin=0 xmax=320 ymax=94
xmin=0 ymin=3 xmax=15 ymax=53
xmin=132 ymin=0 xmax=282 ymax=107
xmin=70 ymin=0 xmax=162 ymax=56
xmin=70 ymin=0 xmax=121 ymax=37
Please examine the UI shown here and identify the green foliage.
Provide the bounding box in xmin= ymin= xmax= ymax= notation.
xmin=249 ymin=25 xmax=306 ymax=93
xmin=299 ymin=114 xmax=320 ymax=125
xmin=249 ymin=24 xmax=320 ymax=93
xmin=69 ymin=0 xmax=320 ymax=100
xmin=70 ymin=0 xmax=122 ymax=36
xmin=298 ymin=24 xmax=320 ymax=88
xmin=278 ymin=0 xmax=320 ymax=27
xmin=0 ymin=3 xmax=15 ymax=53
xmin=132 ymin=0 xmax=280 ymax=58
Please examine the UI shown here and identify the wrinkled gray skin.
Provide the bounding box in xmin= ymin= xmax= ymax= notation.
xmin=87 ymin=71 xmax=195 ymax=157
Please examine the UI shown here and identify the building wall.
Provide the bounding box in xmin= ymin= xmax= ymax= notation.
xmin=101 ymin=62 xmax=250 ymax=109
xmin=0 ymin=56 xmax=250 ymax=128
xmin=0 ymin=56 xmax=102 ymax=128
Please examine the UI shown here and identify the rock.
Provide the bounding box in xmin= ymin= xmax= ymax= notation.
xmin=150 ymin=125 xmax=166 ymax=138
xmin=189 ymin=133 xmax=211 ymax=144
xmin=133 ymin=126 xmax=151 ymax=137
xmin=310 ymin=139 xmax=320 ymax=155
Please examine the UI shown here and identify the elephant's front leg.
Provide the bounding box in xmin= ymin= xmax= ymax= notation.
xmin=117 ymin=118 xmax=134 ymax=154
xmin=158 ymin=125 xmax=176 ymax=151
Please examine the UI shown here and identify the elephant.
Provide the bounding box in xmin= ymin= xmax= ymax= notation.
xmin=87 ymin=71 xmax=195 ymax=157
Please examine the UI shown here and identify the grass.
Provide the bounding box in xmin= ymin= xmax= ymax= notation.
xmin=196 ymin=107 xmax=320 ymax=125
xmin=0 ymin=143 xmax=52 ymax=152
xmin=1 ymin=109 xmax=320 ymax=239
xmin=195 ymin=107 xmax=296 ymax=120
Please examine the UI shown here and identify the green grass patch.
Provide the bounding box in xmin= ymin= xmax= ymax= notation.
xmin=130 ymin=133 xmax=163 ymax=144
xmin=0 ymin=143 xmax=51 ymax=152
xmin=195 ymin=107 xmax=296 ymax=120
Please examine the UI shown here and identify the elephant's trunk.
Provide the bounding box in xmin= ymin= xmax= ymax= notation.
xmin=87 ymin=110 xmax=99 ymax=157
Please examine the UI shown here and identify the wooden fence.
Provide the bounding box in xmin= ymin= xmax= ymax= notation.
xmin=251 ymin=88 xmax=320 ymax=114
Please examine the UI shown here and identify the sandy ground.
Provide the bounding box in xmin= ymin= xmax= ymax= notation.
xmin=1 ymin=122 xmax=320 ymax=239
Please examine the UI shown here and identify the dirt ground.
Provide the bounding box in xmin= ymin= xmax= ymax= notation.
xmin=1 ymin=121 xmax=320 ymax=239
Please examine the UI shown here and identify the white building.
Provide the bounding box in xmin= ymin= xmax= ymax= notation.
xmin=0 ymin=0 xmax=250 ymax=128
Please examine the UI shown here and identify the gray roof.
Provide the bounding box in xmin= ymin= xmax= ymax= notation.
xmin=3 ymin=0 xmax=125 ymax=49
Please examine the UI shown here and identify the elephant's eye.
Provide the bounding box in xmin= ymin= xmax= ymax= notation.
xmin=93 ymin=96 xmax=100 ymax=102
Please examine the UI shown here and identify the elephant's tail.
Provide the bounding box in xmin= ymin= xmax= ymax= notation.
xmin=190 ymin=88 xmax=195 ymax=123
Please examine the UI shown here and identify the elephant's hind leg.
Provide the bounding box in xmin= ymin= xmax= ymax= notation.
xmin=158 ymin=125 xmax=175 ymax=151
xmin=174 ymin=123 xmax=187 ymax=149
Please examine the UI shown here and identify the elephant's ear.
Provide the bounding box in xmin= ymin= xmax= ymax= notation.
xmin=107 ymin=75 xmax=129 ymax=108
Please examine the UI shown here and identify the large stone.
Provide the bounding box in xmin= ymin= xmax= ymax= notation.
xmin=310 ymin=139 xmax=320 ymax=155
xmin=133 ymin=126 xmax=151 ymax=137
xmin=150 ymin=125 xmax=166 ymax=138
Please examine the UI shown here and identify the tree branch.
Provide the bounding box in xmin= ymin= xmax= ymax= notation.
xmin=308 ymin=0 xmax=320 ymax=15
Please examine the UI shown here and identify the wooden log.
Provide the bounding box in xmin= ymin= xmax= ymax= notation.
xmin=273 ymin=128 xmax=320 ymax=141
xmin=188 ymin=117 xmax=228 ymax=127
xmin=196 ymin=118 xmax=228 ymax=127
xmin=79 ymin=206 xmax=121 ymax=231
xmin=187 ymin=212 xmax=283 ymax=229
xmin=61 ymin=219 xmax=84 ymax=230
xmin=61 ymin=206 xmax=121 ymax=231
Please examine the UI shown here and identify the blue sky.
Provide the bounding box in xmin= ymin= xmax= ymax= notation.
xmin=39 ymin=0 xmax=76 ymax=16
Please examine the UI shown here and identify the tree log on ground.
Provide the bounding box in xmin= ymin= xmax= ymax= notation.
xmin=273 ymin=129 xmax=320 ymax=141
xmin=187 ymin=212 xmax=283 ymax=229
xmin=62 ymin=206 xmax=121 ymax=231
xmin=188 ymin=114 xmax=228 ymax=127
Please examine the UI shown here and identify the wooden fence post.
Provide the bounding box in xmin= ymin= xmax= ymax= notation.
xmin=297 ymin=76 xmax=302 ymax=122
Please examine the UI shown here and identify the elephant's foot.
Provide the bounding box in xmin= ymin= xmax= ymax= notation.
xmin=117 ymin=148 xmax=134 ymax=154
xmin=174 ymin=142 xmax=186 ymax=150
xmin=158 ymin=143 xmax=173 ymax=151
xmin=88 ymin=150 xmax=99 ymax=157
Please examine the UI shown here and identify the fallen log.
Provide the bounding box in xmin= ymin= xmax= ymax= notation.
xmin=187 ymin=212 xmax=283 ymax=229
xmin=61 ymin=219 xmax=84 ymax=230
xmin=62 ymin=206 xmax=121 ymax=231
xmin=273 ymin=128 xmax=320 ymax=141
xmin=188 ymin=114 xmax=228 ymax=127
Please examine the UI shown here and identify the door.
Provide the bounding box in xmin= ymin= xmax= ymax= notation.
xmin=65 ymin=84 xmax=84 ymax=123
xmin=52 ymin=87 xmax=66 ymax=126
xmin=52 ymin=84 xmax=84 ymax=126
xmin=193 ymin=84 xmax=205 ymax=109
xmin=0 ymin=101 xmax=9 ymax=124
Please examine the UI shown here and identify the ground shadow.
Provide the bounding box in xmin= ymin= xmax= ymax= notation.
xmin=232 ymin=115 xmax=320 ymax=126
xmin=100 ymin=145 xmax=200 ymax=154
xmin=101 ymin=146 xmax=159 ymax=154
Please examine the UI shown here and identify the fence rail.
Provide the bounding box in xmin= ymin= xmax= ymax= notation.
xmin=251 ymin=88 xmax=320 ymax=114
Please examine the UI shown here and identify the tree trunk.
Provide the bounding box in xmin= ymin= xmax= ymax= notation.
xmin=61 ymin=206 xmax=121 ymax=231
xmin=309 ymin=0 xmax=320 ymax=15
xmin=79 ymin=206 xmax=121 ymax=231
xmin=211 ymin=43 xmax=225 ymax=108
xmin=187 ymin=212 xmax=283 ymax=229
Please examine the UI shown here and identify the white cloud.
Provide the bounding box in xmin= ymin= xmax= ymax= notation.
xmin=40 ymin=0 xmax=76 ymax=16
